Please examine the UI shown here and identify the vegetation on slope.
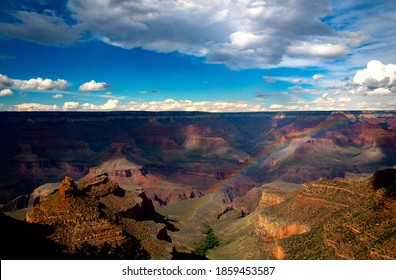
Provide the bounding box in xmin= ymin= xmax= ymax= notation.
xmin=193 ymin=225 xmax=220 ymax=257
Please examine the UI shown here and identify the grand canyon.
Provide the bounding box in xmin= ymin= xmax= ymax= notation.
xmin=1 ymin=110 xmax=395 ymax=259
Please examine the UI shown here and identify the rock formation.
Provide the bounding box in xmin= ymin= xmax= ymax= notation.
xmin=25 ymin=175 xmax=174 ymax=259
xmin=1 ymin=111 xmax=396 ymax=260
xmin=255 ymin=169 xmax=396 ymax=259
xmin=1 ymin=111 xmax=394 ymax=205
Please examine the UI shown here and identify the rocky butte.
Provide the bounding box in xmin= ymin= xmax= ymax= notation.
xmin=21 ymin=175 xmax=174 ymax=259
xmin=0 ymin=111 xmax=395 ymax=259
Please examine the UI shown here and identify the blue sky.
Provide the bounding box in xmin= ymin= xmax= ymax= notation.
xmin=0 ymin=0 xmax=395 ymax=112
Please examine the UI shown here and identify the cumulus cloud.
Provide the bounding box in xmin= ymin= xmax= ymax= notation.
xmin=313 ymin=74 xmax=325 ymax=82
xmin=367 ymin=88 xmax=392 ymax=96
xmin=353 ymin=60 xmax=396 ymax=86
xmin=63 ymin=102 xmax=79 ymax=110
xmin=127 ymin=99 xmax=264 ymax=112
xmin=8 ymin=97 xmax=394 ymax=112
xmin=348 ymin=60 xmax=396 ymax=96
xmin=0 ymin=74 xmax=68 ymax=91
xmin=313 ymin=96 xmax=336 ymax=107
xmin=52 ymin=93 xmax=64 ymax=99
xmin=12 ymin=103 xmax=59 ymax=111
xmin=0 ymin=74 xmax=14 ymax=88
xmin=0 ymin=0 xmax=373 ymax=69
xmin=0 ymin=89 xmax=13 ymax=96
xmin=0 ymin=10 xmax=82 ymax=45
xmin=7 ymin=99 xmax=265 ymax=112
xmin=62 ymin=0 xmax=365 ymax=69
xmin=72 ymin=99 xmax=120 ymax=110
xmin=100 ymin=99 xmax=119 ymax=110
xmin=14 ymin=77 xmax=68 ymax=90
xmin=33 ymin=100 xmax=121 ymax=111
xmin=268 ymin=104 xmax=299 ymax=110
xmin=78 ymin=80 xmax=111 ymax=91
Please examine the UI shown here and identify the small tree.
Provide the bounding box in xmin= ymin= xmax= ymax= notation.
xmin=193 ymin=225 xmax=219 ymax=257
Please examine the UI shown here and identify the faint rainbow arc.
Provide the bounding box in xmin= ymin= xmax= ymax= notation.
xmin=183 ymin=116 xmax=351 ymax=222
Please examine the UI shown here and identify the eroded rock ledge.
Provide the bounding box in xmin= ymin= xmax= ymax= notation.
xmin=26 ymin=175 xmax=174 ymax=259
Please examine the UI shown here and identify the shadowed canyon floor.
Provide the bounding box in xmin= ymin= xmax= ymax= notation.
xmin=1 ymin=111 xmax=396 ymax=259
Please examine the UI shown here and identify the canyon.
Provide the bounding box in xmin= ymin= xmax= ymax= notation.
xmin=0 ymin=111 xmax=395 ymax=259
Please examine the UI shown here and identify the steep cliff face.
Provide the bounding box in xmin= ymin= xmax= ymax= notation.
xmin=232 ymin=181 xmax=300 ymax=214
xmin=1 ymin=111 xmax=396 ymax=260
xmin=256 ymin=169 xmax=396 ymax=259
xmin=255 ymin=214 xmax=310 ymax=243
xmin=25 ymin=176 xmax=174 ymax=259
xmin=1 ymin=111 xmax=395 ymax=206
xmin=26 ymin=177 xmax=125 ymax=251
xmin=258 ymin=193 xmax=284 ymax=209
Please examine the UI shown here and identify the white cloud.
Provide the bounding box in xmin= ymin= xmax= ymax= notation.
xmin=4 ymin=100 xmax=266 ymax=112
xmin=229 ymin=31 xmax=261 ymax=48
xmin=288 ymin=42 xmax=349 ymax=59
xmin=313 ymin=74 xmax=325 ymax=82
xmin=0 ymin=74 xmax=68 ymax=91
xmin=63 ymin=0 xmax=365 ymax=69
xmin=313 ymin=96 xmax=336 ymax=107
xmin=14 ymin=77 xmax=68 ymax=90
xmin=80 ymin=99 xmax=120 ymax=110
xmin=7 ymin=97 xmax=394 ymax=112
xmin=268 ymin=104 xmax=299 ymax=110
xmin=338 ymin=97 xmax=351 ymax=102
xmin=127 ymin=99 xmax=264 ymax=112
xmin=78 ymin=80 xmax=111 ymax=91
xmin=348 ymin=60 xmax=396 ymax=96
xmin=52 ymin=93 xmax=64 ymax=99
xmin=1 ymin=0 xmax=391 ymax=72
xmin=63 ymin=102 xmax=79 ymax=110
xmin=353 ymin=60 xmax=396 ymax=86
xmin=367 ymin=88 xmax=392 ymax=96
xmin=0 ymin=89 xmax=13 ymax=96
xmin=10 ymin=99 xmax=124 ymax=112
xmin=354 ymin=101 xmax=385 ymax=110
xmin=101 ymin=99 xmax=119 ymax=110
xmin=12 ymin=103 xmax=59 ymax=111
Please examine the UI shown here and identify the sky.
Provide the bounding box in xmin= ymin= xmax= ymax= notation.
xmin=0 ymin=0 xmax=395 ymax=112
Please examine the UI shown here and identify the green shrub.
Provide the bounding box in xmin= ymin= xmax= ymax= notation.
xmin=193 ymin=225 xmax=219 ymax=257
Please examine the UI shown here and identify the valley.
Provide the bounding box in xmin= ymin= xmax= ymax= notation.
xmin=0 ymin=111 xmax=395 ymax=259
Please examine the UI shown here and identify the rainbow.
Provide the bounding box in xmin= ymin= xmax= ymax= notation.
xmin=184 ymin=115 xmax=353 ymax=222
